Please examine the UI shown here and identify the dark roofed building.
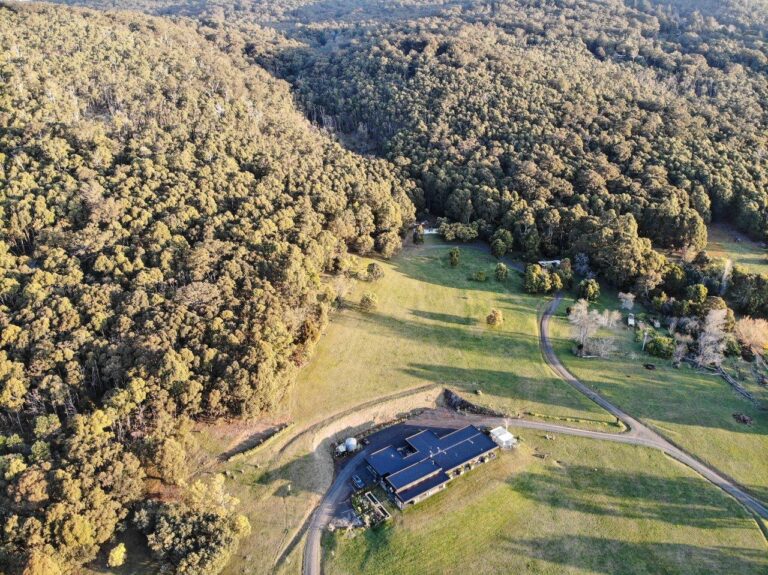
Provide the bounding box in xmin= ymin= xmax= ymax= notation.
xmin=365 ymin=425 xmax=499 ymax=508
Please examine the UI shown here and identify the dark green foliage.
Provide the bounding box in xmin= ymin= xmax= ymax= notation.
xmin=524 ymin=264 xmax=552 ymax=294
xmin=448 ymin=247 xmax=460 ymax=267
xmin=495 ymin=263 xmax=509 ymax=282
xmin=578 ymin=279 xmax=601 ymax=302
xmin=729 ymin=266 xmax=768 ymax=317
xmin=413 ymin=225 xmax=425 ymax=244
xmin=135 ymin=486 xmax=250 ymax=575
xmin=646 ymin=336 xmax=675 ymax=359
xmin=686 ymin=284 xmax=709 ymax=305
xmin=438 ymin=220 xmax=479 ymax=242
xmin=367 ymin=263 xmax=384 ymax=281
xmin=724 ymin=335 xmax=742 ymax=357
xmin=471 ymin=271 xmax=488 ymax=282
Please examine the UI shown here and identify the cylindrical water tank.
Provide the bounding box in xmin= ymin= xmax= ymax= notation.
xmin=345 ymin=437 xmax=358 ymax=452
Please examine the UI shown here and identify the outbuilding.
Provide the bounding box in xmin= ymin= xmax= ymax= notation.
xmin=489 ymin=426 xmax=517 ymax=449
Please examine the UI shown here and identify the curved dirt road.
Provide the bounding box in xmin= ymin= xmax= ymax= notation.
xmin=539 ymin=294 xmax=768 ymax=519
xmin=301 ymin=294 xmax=768 ymax=575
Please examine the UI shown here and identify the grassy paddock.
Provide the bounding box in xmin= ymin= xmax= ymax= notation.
xmin=325 ymin=434 xmax=768 ymax=575
xmin=549 ymin=296 xmax=768 ymax=502
xmin=290 ymin=238 xmax=615 ymax=429
xmin=706 ymin=223 xmax=768 ymax=275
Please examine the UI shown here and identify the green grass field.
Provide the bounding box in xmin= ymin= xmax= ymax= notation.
xmin=548 ymin=295 xmax=768 ymax=504
xmin=324 ymin=434 xmax=768 ymax=575
xmin=706 ymin=223 xmax=768 ymax=275
xmin=92 ymin=239 xmax=768 ymax=575
xmin=290 ymin=238 xmax=616 ymax=429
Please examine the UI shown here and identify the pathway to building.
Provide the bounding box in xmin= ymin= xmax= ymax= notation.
xmin=301 ymin=278 xmax=768 ymax=575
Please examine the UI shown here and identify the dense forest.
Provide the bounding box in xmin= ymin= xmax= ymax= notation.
xmin=0 ymin=3 xmax=414 ymax=573
xmin=52 ymin=0 xmax=768 ymax=299
xmin=2 ymin=0 xmax=768 ymax=573
xmin=270 ymin=0 xmax=768 ymax=285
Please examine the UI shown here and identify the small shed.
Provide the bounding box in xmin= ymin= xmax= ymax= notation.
xmin=538 ymin=259 xmax=561 ymax=269
xmin=627 ymin=313 xmax=636 ymax=327
xmin=489 ymin=427 xmax=517 ymax=449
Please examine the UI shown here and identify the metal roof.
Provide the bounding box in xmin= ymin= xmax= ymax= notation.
xmin=366 ymin=425 xmax=498 ymax=497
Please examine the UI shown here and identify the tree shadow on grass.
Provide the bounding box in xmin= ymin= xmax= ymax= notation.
xmin=409 ymin=309 xmax=477 ymax=325
xmin=503 ymin=535 xmax=768 ymax=574
xmin=359 ymin=522 xmax=395 ymax=572
xmin=510 ymin=464 xmax=755 ymax=530
xmin=402 ymin=363 xmax=613 ymax=421
xmin=345 ymin=308 xmax=542 ymax=359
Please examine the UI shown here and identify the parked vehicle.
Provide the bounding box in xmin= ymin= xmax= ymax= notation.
xmin=351 ymin=475 xmax=365 ymax=490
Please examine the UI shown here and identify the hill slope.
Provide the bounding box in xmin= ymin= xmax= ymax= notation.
xmin=0 ymin=2 xmax=414 ymax=571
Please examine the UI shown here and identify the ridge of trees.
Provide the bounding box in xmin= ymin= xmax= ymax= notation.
xmin=0 ymin=4 xmax=414 ymax=572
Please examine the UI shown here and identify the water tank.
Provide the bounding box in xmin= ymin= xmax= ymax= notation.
xmin=345 ymin=437 xmax=358 ymax=452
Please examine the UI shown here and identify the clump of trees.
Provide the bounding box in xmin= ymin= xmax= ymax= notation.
xmin=524 ymin=261 xmax=572 ymax=295
xmin=568 ymin=300 xmax=621 ymax=358
xmin=495 ymin=263 xmax=509 ymax=282
xmin=134 ymin=475 xmax=250 ymax=575
xmin=578 ymin=279 xmax=600 ymax=302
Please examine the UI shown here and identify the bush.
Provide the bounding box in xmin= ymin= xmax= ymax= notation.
xmin=486 ymin=309 xmax=504 ymax=326
xmin=360 ymin=292 xmax=378 ymax=311
xmin=439 ymin=220 xmax=479 ymax=242
xmin=646 ymin=335 xmax=674 ymax=359
xmin=413 ymin=225 xmax=425 ymax=244
xmin=524 ymin=264 xmax=552 ymax=294
xmin=491 ymin=238 xmax=506 ymax=258
xmin=686 ymin=283 xmax=708 ymax=304
xmin=367 ymin=262 xmax=384 ymax=281
xmin=495 ymin=263 xmax=509 ymax=281
xmin=724 ymin=335 xmax=741 ymax=357
xmin=449 ymin=247 xmax=460 ymax=267
xmin=578 ymin=278 xmax=600 ymax=302
xmin=108 ymin=543 xmax=127 ymax=568
xmin=471 ymin=270 xmax=488 ymax=282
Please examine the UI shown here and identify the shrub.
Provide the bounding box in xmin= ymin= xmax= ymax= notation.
xmin=495 ymin=263 xmax=509 ymax=281
xmin=439 ymin=220 xmax=479 ymax=242
xmin=108 ymin=544 xmax=127 ymax=568
xmin=646 ymin=335 xmax=674 ymax=359
xmin=449 ymin=247 xmax=460 ymax=267
xmin=724 ymin=335 xmax=741 ymax=357
xmin=486 ymin=309 xmax=504 ymax=326
xmin=360 ymin=292 xmax=378 ymax=311
xmin=367 ymin=262 xmax=384 ymax=281
xmin=686 ymin=283 xmax=708 ymax=304
xmin=471 ymin=270 xmax=488 ymax=282
xmin=491 ymin=239 xmax=506 ymax=258
xmin=578 ymin=278 xmax=600 ymax=302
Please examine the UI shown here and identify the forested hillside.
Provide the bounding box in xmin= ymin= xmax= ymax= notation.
xmin=0 ymin=3 xmax=413 ymax=572
xmin=3 ymin=0 xmax=768 ymax=572
xmin=268 ymin=0 xmax=768 ymax=292
xmin=62 ymin=0 xmax=768 ymax=296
